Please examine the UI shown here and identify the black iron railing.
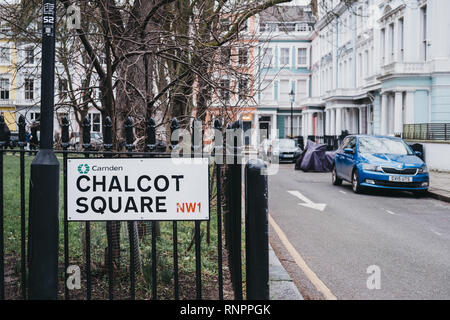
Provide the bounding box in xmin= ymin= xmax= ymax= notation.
xmin=0 ymin=114 xmax=269 ymax=300
xmin=403 ymin=123 xmax=450 ymax=141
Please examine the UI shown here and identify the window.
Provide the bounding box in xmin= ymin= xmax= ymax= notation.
xmin=25 ymin=79 xmax=34 ymax=100
xmin=421 ymin=6 xmax=427 ymax=61
xmin=25 ymin=47 xmax=34 ymax=65
xmin=359 ymin=53 xmax=363 ymax=84
xmin=365 ymin=50 xmax=370 ymax=77
xmin=284 ymin=116 xmax=301 ymax=137
xmin=220 ymin=18 xmax=231 ymax=32
xmin=296 ymin=79 xmax=307 ymax=98
xmin=297 ymin=48 xmax=307 ymax=66
xmin=238 ymin=48 xmax=248 ymax=65
xmin=59 ymin=79 xmax=68 ymax=96
xmin=0 ymin=46 xmax=10 ymax=65
xmin=239 ymin=20 xmax=248 ymax=32
xmin=89 ymin=113 xmax=101 ymax=132
xmin=238 ymin=79 xmax=249 ymax=100
xmin=30 ymin=112 xmax=40 ymax=122
xmin=220 ymin=47 xmax=231 ymax=65
xmin=262 ymin=48 xmax=273 ymax=68
xmin=261 ymin=80 xmax=273 ymax=101
xmin=219 ymin=79 xmax=230 ymax=103
xmin=297 ymin=23 xmax=309 ymax=32
xmin=279 ymin=23 xmax=296 ymax=33
xmin=279 ymin=80 xmax=290 ymax=103
xmin=279 ymin=48 xmax=290 ymax=66
xmin=389 ymin=23 xmax=394 ymax=62
xmin=381 ymin=28 xmax=386 ymax=64
xmin=399 ymin=18 xmax=404 ymax=62
xmin=0 ymin=78 xmax=9 ymax=100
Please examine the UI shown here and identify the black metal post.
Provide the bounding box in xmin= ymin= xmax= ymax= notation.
xmin=214 ymin=119 xmax=224 ymax=300
xmin=0 ymin=116 xmax=5 ymax=300
xmin=18 ymin=116 xmax=27 ymax=300
xmin=231 ymin=120 xmax=243 ymax=300
xmin=245 ymin=159 xmax=269 ymax=300
xmin=125 ymin=117 xmax=137 ymax=300
xmin=82 ymin=116 xmax=92 ymax=300
xmin=104 ymin=117 xmax=114 ymax=300
xmin=291 ymin=101 xmax=293 ymax=139
xmin=192 ymin=119 xmax=202 ymax=300
xmin=28 ymin=0 xmax=60 ymax=300
xmin=61 ymin=116 xmax=70 ymax=300
xmin=170 ymin=118 xmax=179 ymax=300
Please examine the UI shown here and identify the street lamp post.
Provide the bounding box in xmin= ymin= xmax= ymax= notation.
xmin=28 ymin=0 xmax=60 ymax=300
xmin=289 ymin=90 xmax=295 ymax=139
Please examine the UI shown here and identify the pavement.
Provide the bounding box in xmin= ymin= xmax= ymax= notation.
xmin=429 ymin=171 xmax=450 ymax=203
xmin=268 ymin=164 xmax=450 ymax=300
xmin=269 ymin=245 xmax=303 ymax=300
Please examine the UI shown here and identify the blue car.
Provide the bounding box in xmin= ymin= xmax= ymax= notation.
xmin=332 ymin=135 xmax=429 ymax=195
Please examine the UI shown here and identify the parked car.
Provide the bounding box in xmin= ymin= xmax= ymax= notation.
xmin=270 ymin=139 xmax=302 ymax=163
xmin=70 ymin=132 xmax=103 ymax=150
xmin=332 ymin=135 xmax=429 ymax=195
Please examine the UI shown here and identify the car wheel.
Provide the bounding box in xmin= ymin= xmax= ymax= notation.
xmin=332 ymin=166 xmax=342 ymax=186
xmin=352 ymin=169 xmax=363 ymax=194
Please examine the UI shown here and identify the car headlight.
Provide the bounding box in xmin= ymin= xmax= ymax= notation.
xmin=362 ymin=163 xmax=383 ymax=172
xmin=418 ymin=165 xmax=428 ymax=173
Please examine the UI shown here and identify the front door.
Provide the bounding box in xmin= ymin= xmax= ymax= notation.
xmin=243 ymin=121 xmax=251 ymax=146
xmin=259 ymin=122 xmax=270 ymax=142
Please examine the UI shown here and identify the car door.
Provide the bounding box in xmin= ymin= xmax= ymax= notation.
xmin=341 ymin=137 xmax=357 ymax=180
xmin=335 ymin=137 xmax=350 ymax=179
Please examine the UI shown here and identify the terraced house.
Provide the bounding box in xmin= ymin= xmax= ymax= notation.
xmin=255 ymin=4 xmax=315 ymax=146
xmin=0 ymin=20 xmax=18 ymax=131
xmin=301 ymin=0 xmax=450 ymax=170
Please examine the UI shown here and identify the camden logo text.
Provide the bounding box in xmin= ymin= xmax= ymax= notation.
xmin=78 ymin=164 xmax=124 ymax=175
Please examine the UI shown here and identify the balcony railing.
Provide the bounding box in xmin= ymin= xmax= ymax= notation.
xmin=403 ymin=123 xmax=450 ymax=141
xmin=381 ymin=62 xmax=430 ymax=75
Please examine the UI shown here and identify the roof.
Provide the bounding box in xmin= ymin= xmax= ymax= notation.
xmin=259 ymin=6 xmax=316 ymax=24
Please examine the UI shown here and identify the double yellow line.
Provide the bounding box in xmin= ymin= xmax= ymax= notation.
xmin=269 ymin=215 xmax=337 ymax=300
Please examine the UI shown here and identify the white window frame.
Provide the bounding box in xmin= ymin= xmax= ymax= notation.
xmin=0 ymin=77 xmax=10 ymax=100
xmin=0 ymin=45 xmax=11 ymax=66
xmin=262 ymin=47 xmax=273 ymax=68
xmin=279 ymin=79 xmax=291 ymax=104
xmin=279 ymin=47 xmax=290 ymax=68
xmin=24 ymin=78 xmax=34 ymax=101
xmin=261 ymin=80 xmax=274 ymax=102
xmin=296 ymin=79 xmax=307 ymax=99
xmin=296 ymin=47 xmax=308 ymax=68
xmin=24 ymin=46 xmax=35 ymax=65
xmin=88 ymin=113 xmax=102 ymax=133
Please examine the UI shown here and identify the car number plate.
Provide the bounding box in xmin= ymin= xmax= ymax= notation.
xmin=389 ymin=176 xmax=413 ymax=183
xmin=283 ymin=154 xmax=294 ymax=158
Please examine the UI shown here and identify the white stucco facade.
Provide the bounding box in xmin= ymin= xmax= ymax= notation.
xmin=301 ymin=0 xmax=450 ymax=142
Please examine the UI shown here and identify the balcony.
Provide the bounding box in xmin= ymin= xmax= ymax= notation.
xmin=381 ymin=62 xmax=430 ymax=77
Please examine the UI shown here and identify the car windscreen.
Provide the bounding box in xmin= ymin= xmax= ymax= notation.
xmin=358 ymin=137 xmax=413 ymax=155
xmin=273 ymin=139 xmax=295 ymax=149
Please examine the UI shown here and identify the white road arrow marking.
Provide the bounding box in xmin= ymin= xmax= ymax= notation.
xmin=288 ymin=190 xmax=327 ymax=212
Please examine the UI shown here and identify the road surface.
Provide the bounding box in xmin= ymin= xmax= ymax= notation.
xmin=268 ymin=164 xmax=450 ymax=300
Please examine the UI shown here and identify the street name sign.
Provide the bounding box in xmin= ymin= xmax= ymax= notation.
xmin=67 ymin=158 xmax=209 ymax=221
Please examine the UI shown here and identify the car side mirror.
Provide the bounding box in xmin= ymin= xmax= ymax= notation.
xmin=344 ymin=148 xmax=354 ymax=154
xmin=414 ymin=151 xmax=422 ymax=157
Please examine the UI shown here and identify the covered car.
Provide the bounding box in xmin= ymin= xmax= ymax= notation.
xmin=295 ymin=140 xmax=337 ymax=172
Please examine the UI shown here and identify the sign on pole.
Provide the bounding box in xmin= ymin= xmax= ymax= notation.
xmin=67 ymin=158 xmax=209 ymax=221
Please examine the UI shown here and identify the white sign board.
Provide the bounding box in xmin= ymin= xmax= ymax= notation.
xmin=67 ymin=158 xmax=209 ymax=221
